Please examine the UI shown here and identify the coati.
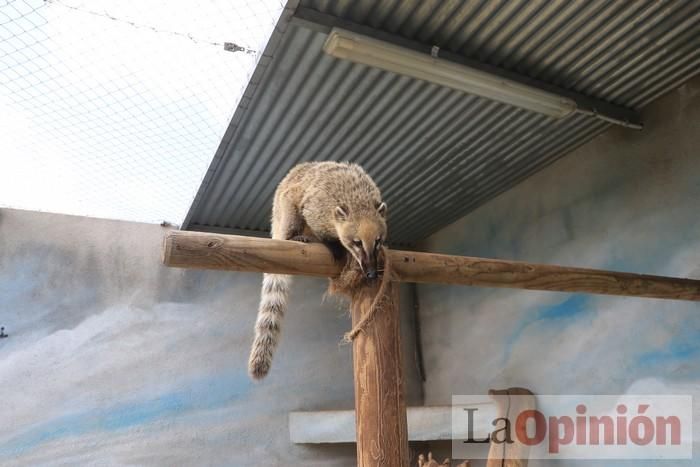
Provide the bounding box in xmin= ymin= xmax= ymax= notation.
xmin=248 ymin=161 xmax=387 ymax=380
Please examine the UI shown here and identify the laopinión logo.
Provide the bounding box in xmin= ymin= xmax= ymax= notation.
xmin=451 ymin=395 xmax=692 ymax=460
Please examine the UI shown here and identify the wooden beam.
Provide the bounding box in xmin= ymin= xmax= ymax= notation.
xmin=163 ymin=231 xmax=700 ymax=301
xmin=351 ymin=280 xmax=409 ymax=466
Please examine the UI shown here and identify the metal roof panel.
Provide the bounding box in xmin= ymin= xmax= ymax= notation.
xmin=184 ymin=0 xmax=700 ymax=244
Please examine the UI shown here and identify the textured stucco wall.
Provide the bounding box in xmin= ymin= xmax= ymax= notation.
xmin=419 ymin=76 xmax=700 ymax=466
xmin=0 ymin=208 xmax=420 ymax=465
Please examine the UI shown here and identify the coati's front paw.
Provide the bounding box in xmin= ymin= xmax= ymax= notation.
xmin=291 ymin=235 xmax=314 ymax=243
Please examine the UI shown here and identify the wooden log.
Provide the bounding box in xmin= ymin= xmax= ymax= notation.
xmin=163 ymin=231 xmax=700 ymax=301
xmin=162 ymin=230 xmax=339 ymax=277
xmin=486 ymin=388 xmax=536 ymax=467
xmin=351 ymin=280 xmax=409 ymax=466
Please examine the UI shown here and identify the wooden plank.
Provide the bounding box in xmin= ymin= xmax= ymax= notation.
xmin=351 ymin=281 xmax=409 ymax=466
xmin=289 ymin=404 xmax=498 ymax=444
xmin=163 ymin=231 xmax=700 ymax=301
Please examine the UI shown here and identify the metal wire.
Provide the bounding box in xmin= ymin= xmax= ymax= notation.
xmin=0 ymin=0 xmax=283 ymax=224
xmin=44 ymin=0 xmax=258 ymax=53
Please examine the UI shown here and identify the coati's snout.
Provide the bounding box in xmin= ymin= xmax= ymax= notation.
xmin=360 ymin=247 xmax=379 ymax=279
xmin=334 ymin=202 xmax=387 ymax=279
xmin=349 ymin=238 xmax=381 ymax=279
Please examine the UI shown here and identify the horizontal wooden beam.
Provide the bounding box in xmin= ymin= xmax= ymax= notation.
xmin=163 ymin=231 xmax=700 ymax=301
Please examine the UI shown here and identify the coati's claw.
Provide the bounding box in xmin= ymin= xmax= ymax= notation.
xmin=291 ymin=235 xmax=313 ymax=243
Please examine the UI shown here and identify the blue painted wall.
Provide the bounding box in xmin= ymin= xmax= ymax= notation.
xmin=419 ymin=76 xmax=700 ymax=465
xmin=0 ymin=209 xmax=420 ymax=465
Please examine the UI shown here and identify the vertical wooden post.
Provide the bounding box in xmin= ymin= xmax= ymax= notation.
xmin=350 ymin=280 xmax=409 ymax=466
xmin=487 ymin=387 xmax=536 ymax=467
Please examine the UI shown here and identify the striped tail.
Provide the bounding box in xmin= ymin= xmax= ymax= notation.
xmin=248 ymin=273 xmax=290 ymax=380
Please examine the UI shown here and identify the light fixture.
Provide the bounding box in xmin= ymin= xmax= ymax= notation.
xmin=323 ymin=28 xmax=577 ymax=119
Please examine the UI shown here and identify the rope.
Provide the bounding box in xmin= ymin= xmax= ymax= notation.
xmin=343 ymin=246 xmax=392 ymax=342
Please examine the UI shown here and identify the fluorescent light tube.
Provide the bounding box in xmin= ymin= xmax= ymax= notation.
xmin=323 ymin=28 xmax=577 ymax=118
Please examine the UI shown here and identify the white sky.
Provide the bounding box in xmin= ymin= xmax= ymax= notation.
xmin=0 ymin=0 xmax=283 ymax=225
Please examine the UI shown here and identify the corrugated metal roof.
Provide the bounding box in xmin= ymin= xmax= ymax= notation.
xmin=183 ymin=0 xmax=700 ymax=244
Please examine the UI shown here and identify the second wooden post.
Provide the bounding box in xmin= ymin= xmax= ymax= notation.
xmin=350 ymin=280 xmax=409 ymax=466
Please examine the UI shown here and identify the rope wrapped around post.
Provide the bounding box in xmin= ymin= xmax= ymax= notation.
xmin=326 ymin=246 xmax=394 ymax=342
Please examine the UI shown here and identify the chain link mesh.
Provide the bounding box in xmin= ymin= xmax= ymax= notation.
xmin=0 ymin=0 xmax=284 ymax=224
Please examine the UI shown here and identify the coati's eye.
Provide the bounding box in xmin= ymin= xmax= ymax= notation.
xmin=353 ymin=239 xmax=362 ymax=248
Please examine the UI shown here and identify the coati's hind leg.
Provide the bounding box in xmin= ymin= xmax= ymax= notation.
xmin=271 ymin=196 xmax=305 ymax=240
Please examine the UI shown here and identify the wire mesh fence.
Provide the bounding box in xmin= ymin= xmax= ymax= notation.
xmin=0 ymin=0 xmax=284 ymax=224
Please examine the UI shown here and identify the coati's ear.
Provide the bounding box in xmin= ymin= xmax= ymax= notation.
xmin=377 ymin=202 xmax=387 ymax=218
xmin=334 ymin=205 xmax=348 ymax=222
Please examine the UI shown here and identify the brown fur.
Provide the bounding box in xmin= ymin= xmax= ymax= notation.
xmin=248 ymin=161 xmax=387 ymax=380
xmin=270 ymin=161 xmax=386 ymax=244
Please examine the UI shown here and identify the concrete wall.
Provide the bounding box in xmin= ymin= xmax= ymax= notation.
xmin=0 ymin=208 xmax=421 ymax=465
xmin=419 ymin=75 xmax=700 ymax=465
